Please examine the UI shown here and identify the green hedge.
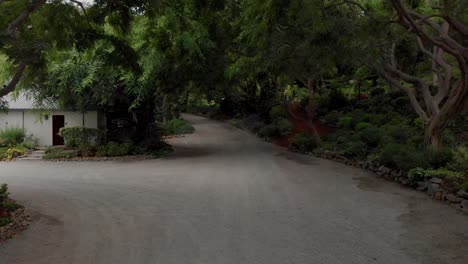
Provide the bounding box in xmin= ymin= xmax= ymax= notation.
xmin=96 ymin=142 xmax=134 ymax=157
xmin=58 ymin=127 xmax=100 ymax=148
xmin=378 ymin=143 xmax=429 ymax=171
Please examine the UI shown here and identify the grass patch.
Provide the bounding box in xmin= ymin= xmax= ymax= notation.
xmin=43 ymin=147 xmax=79 ymax=160
xmin=162 ymin=119 xmax=195 ymax=135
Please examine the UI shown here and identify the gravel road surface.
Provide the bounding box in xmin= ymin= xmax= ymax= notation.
xmin=0 ymin=115 xmax=467 ymax=264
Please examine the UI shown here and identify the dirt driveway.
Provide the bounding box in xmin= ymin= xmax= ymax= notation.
xmin=0 ymin=115 xmax=467 ymax=264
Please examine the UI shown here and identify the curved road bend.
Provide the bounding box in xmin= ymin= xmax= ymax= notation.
xmin=0 ymin=114 xmax=467 ymax=264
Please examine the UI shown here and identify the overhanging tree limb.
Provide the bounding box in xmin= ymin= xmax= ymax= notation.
xmin=3 ymin=0 xmax=46 ymax=37
xmin=380 ymin=69 xmax=429 ymax=121
xmin=0 ymin=62 xmax=27 ymax=97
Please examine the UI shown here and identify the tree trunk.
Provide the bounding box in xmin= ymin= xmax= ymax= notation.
xmin=424 ymin=118 xmax=444 ymax=147
xmin=306 ymin=80 xmax=316 ymax=120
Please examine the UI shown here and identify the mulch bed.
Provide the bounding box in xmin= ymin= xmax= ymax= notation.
xmin=0 ymin=202 xmax=32 ymax=242
xmin=45 ymin=154 xmax=156 ymax=162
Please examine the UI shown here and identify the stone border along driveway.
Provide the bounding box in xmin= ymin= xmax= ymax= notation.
xmin=309 ymin=149 xmax=468 ymax=215
xmin=0 ymin=206 xmax=32 ymax=242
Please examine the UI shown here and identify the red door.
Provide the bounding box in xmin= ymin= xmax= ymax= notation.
xmin=52 ymin=115 xmax=65 ymax=145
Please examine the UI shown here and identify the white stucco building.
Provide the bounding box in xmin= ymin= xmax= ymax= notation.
xmin=0 ymin=93 xmax=100 ymax=146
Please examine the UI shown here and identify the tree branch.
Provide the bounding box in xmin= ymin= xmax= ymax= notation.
xmin=380 ymin=69 xmax=429 ymax=121
xmin=384 ymin=63 xmax=439 ymax=115
xmin=0 ymin=62 xmax=27 ymax=98
xmin=444 ymin=16 xmax=468 ymax=38
xmin=3 ymin=0 xmax=46 ymax=37
xmin=68 ymin=0 xmax=89 ymax=19
xmin=390 ymin=0 xmax=463 ymax=59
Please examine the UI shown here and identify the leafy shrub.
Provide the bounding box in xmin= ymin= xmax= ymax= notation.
xmin=359 ymin=126 xmax=382 ymax=146
xmin=370 ymin=87 xmax=385 ymax=97
xmin=150 ymin=142 xmax=174 ymax=157
xmin=289 ymin=133 xmax=319 ymax=152
xmin=258 ymin=124 xmax=280 ymax=139
xmin=43 ymin=149 xmax=79 ymax=160
xmin=5 ymin=147 xmax=26 ymax=160
xmin=0 ymin=183 xmax=21 ymax=226
xmin=424 ymin=146 xmax=453 ymax=169
xmin=242 ymin=114 xmax=264 ymax=133
xmin=448 ymin=146 xmax=468 ymax=173
xmin=162 ymin=119 xmax=195 ymax=135
xmin=408 ymin=167 xmax=465 ymax=188
xmin=0 ymin=148 xmax=6 ymax=160
xmin=337 ymin=116 xmax=353 ymax=129
xmin=342 ymin=140 xmax=368 ymax=159
xmin=362 ymin=113 xmax=388 ymax=127
xmin=355 ymin=122 xmax=371 ymax=131
xmin=96 ymin=142 xmax=134 ymax=157
xmin=21 ymin=134 xmax=39 ymax=149
xmin=269 ymin=105 xmax=288 ymax=120
xmin=323 ymin=110 xmax=342 ymax=126
xmin=78 ymin=143 xmax=94 ymax=157
xmin=423 ymin=168 xmax=463 ymax=180
xmin=58 ymin=127 xmax=100 ymax=148
xmin=0 ymin=128 xmax=25 ymax=147
xmin=378 ymin=143 xmax=429 ymax=171
xmin=0 ymin=184 xmax=9 ymax=204
xmin=0 ymin=217 xmax=13 ymax=227
xmin=228 ymin=119 xmax=244 ymax=129
xmin=408 ymin=168 xmax=427 ymax=184
xmin=2 ymin=200 xmax=22 ymax=212
xmin=382 ymin=124 xmax=411 ymax=144
xmin=317 ymin=90 xmax=349 ymax=112
xmin=276 ymin=119 xmax=293 ymax=137
xmin=248 ymin=121 xmax=265 ymax=133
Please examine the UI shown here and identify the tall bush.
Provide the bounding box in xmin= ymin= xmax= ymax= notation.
xmin=58 ymin=127 xmax=100 ymax=148
xmin=378 ymin=143 xmax=429 ymax=171
xmin=0 ymin=128 xmax=25 ymax=147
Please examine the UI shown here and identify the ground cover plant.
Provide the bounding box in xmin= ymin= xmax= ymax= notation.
xmin=0 ymin=128 xmax=34 ymax=161
xmin=0 ymin=184 xmax=22 ymax=227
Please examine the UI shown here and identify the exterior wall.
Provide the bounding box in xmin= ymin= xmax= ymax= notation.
xmin=0 ymin=110 xmax=98 ymax=146
xmin=0 ymin=111 xmax=23 ymax=129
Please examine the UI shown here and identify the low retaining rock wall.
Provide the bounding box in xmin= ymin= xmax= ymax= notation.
xmin=310 ymin=149 xmax=468 ymax=215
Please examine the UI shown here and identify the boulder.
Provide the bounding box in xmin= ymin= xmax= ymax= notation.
xmin=445 ymin=193 xmax=461 ymax=203
xmin=457 ymin=190 xmax=468 ymax=199
xmin=461 ymin=199 xmax=468 ymax=215
xmin=430 ymin=177 xmax=444 ymax=184
xmin=398 ymin=177 xmax=410 ymax=185
xmin=416 ymin=181 xmax=428 ymax=192
xmin=378 ymin=165 xmax=391 ymax=175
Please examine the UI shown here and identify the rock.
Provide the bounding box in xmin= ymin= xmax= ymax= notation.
xmin=457 ymin=190 xmax=468 ymax=199
xmin=399 ymin=177 xmax=410 ymax=185
xmin=461 ymin=200 xmax=468 ymax=215
xmin=445 ymin=193 xmax=461 ymax=203
xmin=461 ymin=199 xmax=468 ymax=208
xmin=427 ymin=183 xmax=443 ymax=196
xmin=363 ymin=161 xmax=371 ymax=169
xmin=416 ymin=181 xmax=428 ymax=192
xmin=378 ymin=165 xmax=391 ymax=175
xmin=430 ymin=177 xmax=444 ymax=184
xmin=0 ymin=207 xmax=32 ymax=242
